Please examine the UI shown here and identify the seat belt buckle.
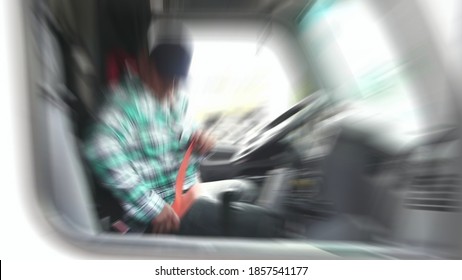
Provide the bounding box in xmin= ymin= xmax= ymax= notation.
xmin=111 ymin=220 xmax=130 ymax=234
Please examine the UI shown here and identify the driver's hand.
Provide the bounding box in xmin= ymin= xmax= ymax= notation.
xmin=192 ymin=130 xmax=216 ymax=154
xmin=151 ymin=204 xmax=180 ymax=234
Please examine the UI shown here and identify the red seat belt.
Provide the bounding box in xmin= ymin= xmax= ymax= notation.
xmin=171 ymin=140 xmax=199 ymax=218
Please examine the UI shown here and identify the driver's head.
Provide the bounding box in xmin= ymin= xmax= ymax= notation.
xmin=146 ymin=19 xmax=193 ymax=98
xmin=148 ymin=20 xmax=193 ymax=80
xmin=107 ymin=2 xmax=192 ymax=99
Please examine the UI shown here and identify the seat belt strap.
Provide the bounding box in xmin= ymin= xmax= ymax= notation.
xmin=172 ymin=139 xmax=196 ymax=215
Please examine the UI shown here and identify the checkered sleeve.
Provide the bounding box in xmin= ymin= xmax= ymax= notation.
xmin=175 ymin=92 xmax=198 ymax=145
xmin=175 ymin=92 xmax=208 ymax=170
xmin=85 ymin=120 xmax=166 ymax=224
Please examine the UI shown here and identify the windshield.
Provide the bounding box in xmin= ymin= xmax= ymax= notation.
xmin=298 ymin=0 xmax=424 ymax=140
xmin=186 ymin=42 xmax=296 ymax=145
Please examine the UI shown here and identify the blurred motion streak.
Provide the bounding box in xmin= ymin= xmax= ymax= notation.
xmin=22 ymin=0 xmax=462 ymax=259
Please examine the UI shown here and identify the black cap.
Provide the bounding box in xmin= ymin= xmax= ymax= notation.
xmin=148 ymin=19 xmax=193 ymax=80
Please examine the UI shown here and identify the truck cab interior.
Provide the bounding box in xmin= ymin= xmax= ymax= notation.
xmin=24 ymin=0 xmax=462 ymax=258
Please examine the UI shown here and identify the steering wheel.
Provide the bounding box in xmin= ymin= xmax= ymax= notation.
xmin=230 ymin=92 xmax=329 ymax=163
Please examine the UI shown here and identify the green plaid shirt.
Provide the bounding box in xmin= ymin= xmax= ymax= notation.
xmin=84 ymin=74 xmax=200 ymax=228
